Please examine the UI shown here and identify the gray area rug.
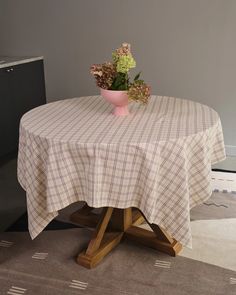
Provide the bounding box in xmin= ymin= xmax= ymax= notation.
xmin=190 ymin=192 xmax=236 ymax=220
xmin=1 ymin=192 xmax=236 ymax=294
xmin=0 ymin=228 xmax=235 ymax=295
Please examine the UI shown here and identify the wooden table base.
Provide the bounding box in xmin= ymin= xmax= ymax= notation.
xmin=70 ymin=204 xmax=182 ymax=269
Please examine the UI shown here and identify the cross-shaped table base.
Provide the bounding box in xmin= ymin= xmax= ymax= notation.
xmin=70 ymin=205 xmax=182 ymax=269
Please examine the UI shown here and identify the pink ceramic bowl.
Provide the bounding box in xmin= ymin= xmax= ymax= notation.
xmin=100 ymin=88 xmax=129 ymax=116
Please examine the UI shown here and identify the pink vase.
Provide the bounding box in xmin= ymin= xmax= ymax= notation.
xmin=100 ymin=88 xmax=129 ymax=116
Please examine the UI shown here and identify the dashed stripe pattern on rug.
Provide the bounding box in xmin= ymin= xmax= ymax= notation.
xmin=154 ymin=260 xmax=171 ymax=269
xmin=7 ymin=286 xmax=27 ymax=295
xmin=230 ymin=277 xmax=236 ymax=285
xmin=0 ymin=240 xmax=13 ymax=248
xmin=32 ymin=252 xmax=48 ymax=260
xmin=69 ymin=280 xmax=88 ymax=290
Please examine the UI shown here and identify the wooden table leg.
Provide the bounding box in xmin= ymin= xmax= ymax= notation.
xmin=124 ymin=211 xmax=182 ymax=256
xmin=70 ymin=203 xmax=100 ymax=228
xmin=77 ymin=207 xmax=124 ymax=269
xmin=124 ymin=225 xmax=182 ymax=256
xmin=72 ymin=205 xmax=182 ymax=268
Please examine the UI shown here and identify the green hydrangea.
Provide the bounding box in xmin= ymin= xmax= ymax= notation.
xmin=113 ymin=53 xmax=136 ymax=73
xmin=112 ymin=52 xmax=119 ymax=63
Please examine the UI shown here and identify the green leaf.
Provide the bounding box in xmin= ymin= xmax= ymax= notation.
xmin=134 ymin=72 xmax=141 ymax=81
xmin=136 ymin=79 xmax=144 ymax=84
xmin=110 ymin=72 xmax=129 ymax=90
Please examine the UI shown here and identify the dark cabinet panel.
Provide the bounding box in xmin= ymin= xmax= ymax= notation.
xmin=0 ymin=60 xmax=46 ymax=158
xmin=0 ymin=68 xmax=15 ymax=156
xmin=11 ymin=61 xmax=46 ymax=115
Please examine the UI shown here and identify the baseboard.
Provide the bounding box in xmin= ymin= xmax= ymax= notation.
xmin=211 ymin=171 xmax=236 ymax=193
xmin=225 ymin=145 xmax=236 ymax=157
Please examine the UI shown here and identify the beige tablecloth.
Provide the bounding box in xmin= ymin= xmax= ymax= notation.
xmin=18 ymin=96 xmax=225 ymax=247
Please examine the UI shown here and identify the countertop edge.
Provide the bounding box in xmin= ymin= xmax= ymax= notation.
xmin=0 ymin=56 xmax=44 ymax=69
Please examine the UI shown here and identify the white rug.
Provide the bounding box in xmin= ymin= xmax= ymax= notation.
xmin=180 ymin=218 xmax=236 ymax=272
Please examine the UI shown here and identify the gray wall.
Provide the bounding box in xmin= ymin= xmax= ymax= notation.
xmin=0 ymin=0 xmax=235 ymax=150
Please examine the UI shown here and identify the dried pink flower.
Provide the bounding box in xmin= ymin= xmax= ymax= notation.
xmin=114 ymin=42 xmax=131 ymax=56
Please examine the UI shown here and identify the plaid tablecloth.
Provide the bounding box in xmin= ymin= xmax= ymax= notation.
xmin=17 ymin=96 xmax=225 ymax=247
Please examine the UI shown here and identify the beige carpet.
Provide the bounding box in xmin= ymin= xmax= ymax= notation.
xmin=182 ymin=191 xmax=236 ymax=272
xmin=180 ymin=218 xmax=236 ymax=272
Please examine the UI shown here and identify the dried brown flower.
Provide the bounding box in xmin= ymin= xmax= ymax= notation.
xmin=90 ymin=62 xmax=116 ymax=89
xmin=128 ymin=80 xmax=151 ymax=104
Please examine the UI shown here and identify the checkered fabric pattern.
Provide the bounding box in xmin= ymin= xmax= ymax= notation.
xmin=17 ymin=96 xmax=225 ymax=247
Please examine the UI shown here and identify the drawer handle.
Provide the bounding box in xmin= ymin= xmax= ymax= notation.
xmin=6 ymin=68 xmax=14 ymax=72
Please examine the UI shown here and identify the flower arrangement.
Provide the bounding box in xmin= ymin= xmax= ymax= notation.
xmin=90 ymin=43 xmax=151 ymax=104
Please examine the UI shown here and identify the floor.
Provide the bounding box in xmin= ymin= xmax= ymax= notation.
xmin=213 ymin=156 xmax=236 ymax=171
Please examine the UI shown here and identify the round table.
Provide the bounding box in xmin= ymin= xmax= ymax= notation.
xmin=18 ymin=95 xmax=225 ymax=268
